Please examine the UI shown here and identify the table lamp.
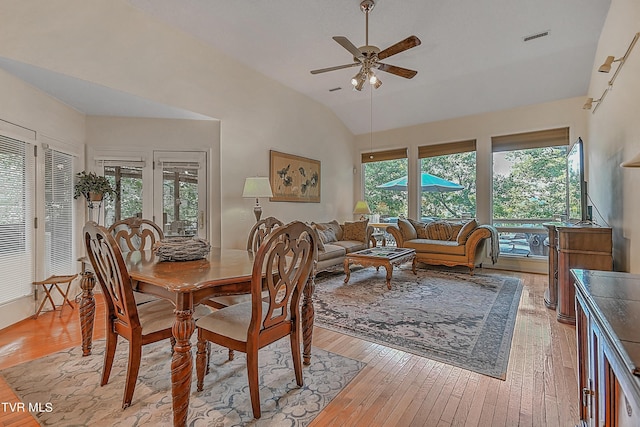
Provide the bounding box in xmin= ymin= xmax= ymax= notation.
xmin=353 ymin=200 xmax=371 ymax=221
xmin=242 ymin=177 xmax=273 ymax=221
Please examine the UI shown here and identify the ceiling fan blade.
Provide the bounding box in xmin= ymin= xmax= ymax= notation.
xmin=310 ymin=62 xmax=361 ymax=75
xmin=377 ymin=35 xmax=421 ymax=60
xmin=333 ymin=36 xmax=364 ymax=60
xmin=377 ymin=63 xmax=418 ymax=79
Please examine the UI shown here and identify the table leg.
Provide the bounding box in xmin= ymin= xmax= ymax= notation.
xmin=384 ymin=264 xmax=393 ymax=290
xmin=302 ymin=274 xmax=315 ymax=365
xmin=79 ymin=271 xmax=96 ymax=357
xmin=343 ymin=258 xmax=351 ymax=284
xmin=411 ymin=256 xmax=417 ymax=275
xmin=171 ymin=309 xmax=195 ymax=427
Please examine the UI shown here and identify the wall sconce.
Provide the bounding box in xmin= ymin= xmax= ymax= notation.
xmin=353 ymin=200 xmax=371 ymax=220
xmin=582 ymin=97 xmax=601 ymax=110
xmin=585 ymin=32 xmax=639 ymax=114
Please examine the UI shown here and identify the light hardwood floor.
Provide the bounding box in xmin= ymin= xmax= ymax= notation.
xmin=0 ymin=269 xmax=579 ymax=426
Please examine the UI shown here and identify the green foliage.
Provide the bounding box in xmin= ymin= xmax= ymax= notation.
xmin=73 ymin=171 xmax=116 ymax=201
xmin=421 ymin=152 xmax=476 ymax=218
xmin=492 ymin=147 xmax=566 ymax=220
xmin=363 ymin=159 xmax=407 ymax=218
xmin=363 ymin=145 xmax=570 ymax=223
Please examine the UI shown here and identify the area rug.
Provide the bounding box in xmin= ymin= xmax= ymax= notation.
xmin=314 ymin=266 xmax=523 ymax=379
xmin=0 ymin=339 xmax=364 ymax=426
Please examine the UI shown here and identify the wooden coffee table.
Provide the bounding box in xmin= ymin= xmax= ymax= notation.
xmin=343 ymin=247 xmax=417 ymax=289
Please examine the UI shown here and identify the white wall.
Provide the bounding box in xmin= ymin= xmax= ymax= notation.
xmin=354 ymin=97 xmax=589 ymax=273
xmin=0 ymin=0 xmax=356 ymax=250
xmin=585 ymin=0 xmax=640 ymax=272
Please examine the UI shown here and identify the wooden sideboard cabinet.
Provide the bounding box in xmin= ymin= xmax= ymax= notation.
xmin=544 ymin=223 xmax=612 ymax=324
xmin=572 ymin=269 xmax=640 ymax=427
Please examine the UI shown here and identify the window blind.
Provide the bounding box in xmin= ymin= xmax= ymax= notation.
xmin=44 ymin=147 xmax=74 ymax=277
xmin=0 ymin=135 xmax=35 ymax=304
xmin=361 ymin=148 xmax=408 ymax=164
xmin=418 ymin=140 xmax=477 ymax=158
xmin=492 ymin=127 xmax=570 ymax=152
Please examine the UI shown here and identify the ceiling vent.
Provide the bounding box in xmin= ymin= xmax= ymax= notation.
xmin=523 ymin=30 xmax=550 ymax=42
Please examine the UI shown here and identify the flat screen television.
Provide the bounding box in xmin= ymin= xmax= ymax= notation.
xmin=567 ymin=137 xmax=588 ymax=222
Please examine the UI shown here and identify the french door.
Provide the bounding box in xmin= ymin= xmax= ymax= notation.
xmin=0 ymin=134 xmax=75 ymax=306
xmin=153 ymin=151 xmax=207 ymax=239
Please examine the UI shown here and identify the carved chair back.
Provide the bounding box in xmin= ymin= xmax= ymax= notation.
xmin=246 ymin=216 xmax=284 ymax=253
xmin=84 ymin=221 xmax=142 ymax=334
xmin=108 ymin=217 xmax=164 ymax=253
xmin=249 ymin=220 xmax=316 ymax=338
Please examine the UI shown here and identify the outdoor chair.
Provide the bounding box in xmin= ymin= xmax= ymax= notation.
xmin=195 ymin=221 xmax=317 ymax=418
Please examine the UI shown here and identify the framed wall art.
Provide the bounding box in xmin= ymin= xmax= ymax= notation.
xmin=269 ymin=150 xmax=321 ymax=202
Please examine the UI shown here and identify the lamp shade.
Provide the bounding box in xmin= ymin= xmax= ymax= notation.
xmin=353 ymin=200 xmax=371 ymax=215
xmin=621 ymin=152 xmax=640 ymax=168
xmin=242 ymin=177 xmax=273 ymax=198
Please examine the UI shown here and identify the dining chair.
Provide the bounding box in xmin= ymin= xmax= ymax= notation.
xmin=195 ymin=221 xmax=317 ymax=418
xmin=83 ymin=221 xmax=209 ymax=409
xmin=108 ymin=217 xmax=164 ymax=305
xmin=206 ymin=216 xmax=284 ymax=361
xmin=206 ymin=216 xmax=284 ymax=310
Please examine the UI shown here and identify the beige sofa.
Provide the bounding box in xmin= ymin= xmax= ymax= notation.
xmin=386 ymin=218 xmax=498 ymax=274
xmin=311 ymin=220 xmax=374 ymax=272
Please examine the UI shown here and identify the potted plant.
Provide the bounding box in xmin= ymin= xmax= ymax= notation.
xmin=73 ymin=171 xmax=116 ymax=207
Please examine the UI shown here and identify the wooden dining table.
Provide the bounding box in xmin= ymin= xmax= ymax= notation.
xmin=77 ymin=248 xmax=317 ymax=427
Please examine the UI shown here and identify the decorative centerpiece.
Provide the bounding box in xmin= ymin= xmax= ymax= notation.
xmin=154 ymin=237 xmax=211 ymax=262
xmin=73 ymin=171 xmax=116 ymax=208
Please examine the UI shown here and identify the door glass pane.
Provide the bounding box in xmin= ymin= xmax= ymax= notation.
xmin=104 ymin=165 xmax=143 ymax=227
xmin=44 ymin=148 xmax=74 ymax=276
xmin=0 ymin=135 xmax=34 ymax=303
xmin=161 ymin=163 xmax=200 ymax=237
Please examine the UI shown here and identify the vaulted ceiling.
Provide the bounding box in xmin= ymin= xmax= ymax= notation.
xmin=1 ymin=0 xmax=611 ymax=135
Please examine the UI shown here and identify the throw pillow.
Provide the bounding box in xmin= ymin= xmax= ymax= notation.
xmin=449 ymin=223 xmax=463 ymax=241
xmin=310 ymin=224 xmax=326 ymax=251
xmin=327 ymin=220 xmax=344 ymax=241
xmin=409 ymin=219 xmax=430 ymax=239
xmin=456 ymin=219 xmax=478 ymax=244
xmin=397 ymin=217 xmax=417 ymax=240
xmin=342 ymin=219 xmax=369 ymax=242
xmin=426 ymin=220 xmax=453 ymax=240
xmin=319 ymin=227 xmax=337 ymax=243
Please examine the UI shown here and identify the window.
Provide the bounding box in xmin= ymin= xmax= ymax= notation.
xmin=0 ymin=135 xmax=35 ymax=304
xmin=419 ymin=140 xmax=476 ymax=220
xmin=492 ymin=127 xmax=569 ymax=257
xmin=362 ymin=148 xmax=408 ymax=223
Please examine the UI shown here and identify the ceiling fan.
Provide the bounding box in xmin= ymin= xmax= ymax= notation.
xmin=310 ymin=0 xmax=421 ymax=91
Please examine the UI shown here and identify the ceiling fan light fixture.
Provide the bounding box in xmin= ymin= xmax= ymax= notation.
xmin=354 ymin=76 xmax=366 ymax=91
xmin=372 ymin=77 xmax=382 ymax=89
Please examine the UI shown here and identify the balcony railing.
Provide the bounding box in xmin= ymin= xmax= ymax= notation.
xmin=493 ymin=218 xmax=551 ymax=258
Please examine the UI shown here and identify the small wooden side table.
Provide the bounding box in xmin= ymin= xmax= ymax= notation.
xmin=344 ymin=247 xmax=416 ymax=289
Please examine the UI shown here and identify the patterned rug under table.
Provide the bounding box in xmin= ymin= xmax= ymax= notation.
xmin=0 ymin=339 xmax=364 ymax=426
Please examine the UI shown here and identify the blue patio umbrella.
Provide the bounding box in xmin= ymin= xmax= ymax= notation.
xmin=376 ymin=172 xmax=464 ymax=192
